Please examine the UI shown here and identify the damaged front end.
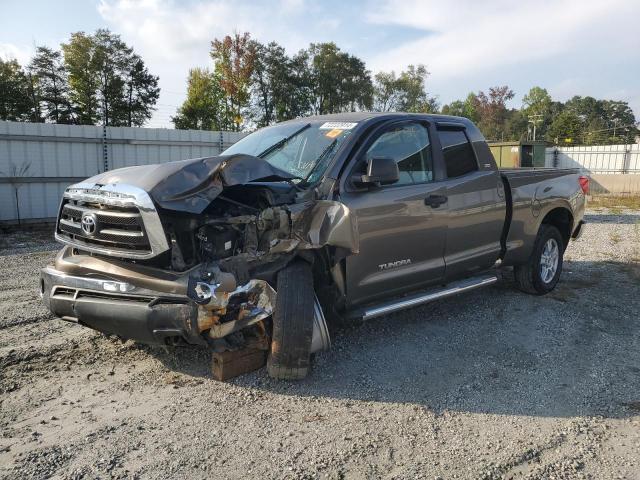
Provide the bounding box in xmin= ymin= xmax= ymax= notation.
xmin=43 ymin=154 xmax=353 ymax=373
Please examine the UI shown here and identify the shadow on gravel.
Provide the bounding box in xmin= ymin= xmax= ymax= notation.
xmin=145 ymin=259 xmax=640 ymax=420
xmin=584 ymin=213 xmax=640 ymax=224
xmin=140 ymin=344 xmax=213 ymax=379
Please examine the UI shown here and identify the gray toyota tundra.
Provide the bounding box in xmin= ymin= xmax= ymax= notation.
xmin=41 ymin=113 xmax=587 ymax=379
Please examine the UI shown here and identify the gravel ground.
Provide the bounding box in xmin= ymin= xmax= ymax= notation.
xmin=0 ymin=208 xmax=639 ymax=480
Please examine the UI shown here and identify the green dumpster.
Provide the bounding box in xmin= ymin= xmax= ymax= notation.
xmin=488 ymin=141 xmax=547 ymax=168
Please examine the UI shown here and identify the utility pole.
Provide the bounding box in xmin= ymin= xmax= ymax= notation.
xmin=528 ymin=114 xmax=543 ymax=141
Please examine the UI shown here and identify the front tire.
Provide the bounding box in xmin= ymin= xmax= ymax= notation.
xmin=267 ymin=260 xmax=315 ymax=380
xmin=514 ymin=224 xmax=564 ymax=295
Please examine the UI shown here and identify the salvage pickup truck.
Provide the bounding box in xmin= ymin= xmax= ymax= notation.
xmin=41 ymin=113 xmax=587 ymax=379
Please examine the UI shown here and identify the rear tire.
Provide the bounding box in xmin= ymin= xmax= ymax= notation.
xmin=514 ymin=224 xmax=564 ymax=295
xmin=267 ymin=260 xmax=315 ymax=380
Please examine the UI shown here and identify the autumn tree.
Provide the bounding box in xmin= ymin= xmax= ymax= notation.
xmin=472 ymin=86 xmax=516 ymax=141
xmin=211 ymin=32 xmax=256 ymax=131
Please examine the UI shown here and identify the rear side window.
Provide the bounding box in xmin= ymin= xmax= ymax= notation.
xmin=437 ymin=129 xmax=478 ymax=178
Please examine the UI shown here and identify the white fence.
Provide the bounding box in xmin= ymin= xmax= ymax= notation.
xmin=544 ymin=144 xmax=640 ymax=195
xmin=545 ymin=144 xmax=640 ymax=174
xmin=0 ymin=121 xmax=246 ymax=223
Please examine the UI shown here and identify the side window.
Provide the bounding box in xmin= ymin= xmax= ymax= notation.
xmin=365 ymin=123 xmax=433 ymax=185
xmin=437 ymin=129 xmax=478 ymax=178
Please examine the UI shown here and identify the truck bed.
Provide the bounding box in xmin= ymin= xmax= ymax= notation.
xmin=500 ymin=167 xmax=585 ymax=266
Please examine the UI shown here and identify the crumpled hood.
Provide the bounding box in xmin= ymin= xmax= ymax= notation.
xmin=83 ymin=154 xmax=295 ymax=214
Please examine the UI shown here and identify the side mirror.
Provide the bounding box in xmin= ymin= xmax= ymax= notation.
xmin=358 ymin=157 xmax=399 ymax=186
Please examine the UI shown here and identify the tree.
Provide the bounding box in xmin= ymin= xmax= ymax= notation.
xmin=547 ymin=110 xmax=584 ymax=144
xmin=250 ymin=41 xmax=302 ymax=126
xmin=211 ymin=32 xmax=256 ymax=131
xmin=396 ymin=65 xmax=438 ymax=113
xmin=172 ymin=68 xmax=225 ymax=130
xmin=122 ymin=55 xmax=160 ymax=127
xmin=92 ymin=29 xmax=131 ymax=126
xmin=28 ymin=46 xmax=73 ymax=123
xmin=570 ymin=97 xmax=636 ymax=144
xmin=286 ymin=49 xmax=314 ymax=119
xmin=0 ymin=58 xmax=36 ymax=121
xmin=373 ymin=71 xmax=402 ymax=112
xmin=306 ymin=42 xmax=372 ymax=114
xmin=373 ymin=65 xmax=437 ymax=113
xmin=504 ymin=110 xmax=529 ymax=142
xmin=441 ymin=93 xmax=479 ymax=122
xmin=62 ymin=29 xmax=159 ymax=126
xmin=522 ymin=86 xmax=553 ymax=140
xmin=473 ymin=85 xmax=515 ymax=141
xmin=62 ymin=32 xmax=100 ymax=125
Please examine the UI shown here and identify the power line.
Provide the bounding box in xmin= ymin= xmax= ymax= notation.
xmin=581 ymin=123 xmax=638 ymax=135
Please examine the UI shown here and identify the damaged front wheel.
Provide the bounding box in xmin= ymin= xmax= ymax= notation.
xmin=267 ymin=260 xmax=315 ymax=380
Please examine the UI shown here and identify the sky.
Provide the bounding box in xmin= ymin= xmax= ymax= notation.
xmin=1 ymin=0 xmax=639 ymax=129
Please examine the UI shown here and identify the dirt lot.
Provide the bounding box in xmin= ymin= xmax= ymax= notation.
xmin=1 ymin=207 xmax=639 ymax=480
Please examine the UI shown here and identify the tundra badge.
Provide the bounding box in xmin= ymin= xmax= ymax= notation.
xmin=378 ymin=259 xmax=412 ymax=270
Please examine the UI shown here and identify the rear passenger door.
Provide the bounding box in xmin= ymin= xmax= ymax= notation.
xmin=435 ymin=126 xmax=506 ymax=280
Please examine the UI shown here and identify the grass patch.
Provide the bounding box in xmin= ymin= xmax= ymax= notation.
xmin=588 ymin=195 xmax=640 ymax=210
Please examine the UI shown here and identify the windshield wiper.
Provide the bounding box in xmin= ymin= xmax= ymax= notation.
xmin=257 ymin=123 xmax=311 ymax=158
xmin=302 ymin=138 xmax=339 ymax=184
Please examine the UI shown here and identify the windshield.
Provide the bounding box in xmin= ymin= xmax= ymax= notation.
xmin=222 ymin=121 xmax=356 ymax=183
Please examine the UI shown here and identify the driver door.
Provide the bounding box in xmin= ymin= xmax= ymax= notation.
xmin=340 ymin=121 xmax=448 ymax=307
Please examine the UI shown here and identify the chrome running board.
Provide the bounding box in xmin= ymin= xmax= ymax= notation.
xmin=360 ymin=274 xmax=498 ymax=321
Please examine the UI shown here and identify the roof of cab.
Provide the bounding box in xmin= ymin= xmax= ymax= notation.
xmin=284 ymin=111 xmax=472 ymax=125
xmin=280 ymin=111 xmax=484 ymax=141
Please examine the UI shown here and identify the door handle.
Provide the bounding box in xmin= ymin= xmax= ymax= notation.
xmin=424 ymin=194 xmax=448 ymax=208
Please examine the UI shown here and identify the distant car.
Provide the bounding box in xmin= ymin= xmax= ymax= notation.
xmin=41 ymin=113 xmax=587 ymax=379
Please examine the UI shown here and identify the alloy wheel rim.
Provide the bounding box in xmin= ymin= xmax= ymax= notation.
xmin=540 ymin=238 xmax=559 ymax=284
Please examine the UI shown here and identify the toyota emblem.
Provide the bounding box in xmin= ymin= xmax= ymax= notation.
xmin=81 ymin=213 xmax=98 ymax=236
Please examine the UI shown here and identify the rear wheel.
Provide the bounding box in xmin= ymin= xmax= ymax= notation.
xmin=267 ymin=260 xmax=315 ymax=380
xmin=514 ymin=224 xmax=564 ymax=295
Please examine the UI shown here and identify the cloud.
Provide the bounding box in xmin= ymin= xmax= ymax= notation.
xmin=96 ymin=0 xmax=640 ymax=126
xmin=97 ymin=0 xmax=316 ymax=126
xmin=0 ymin=43 xmax=33 ymax=65
xmin=365 ymin=0 xmax=640 ymax=78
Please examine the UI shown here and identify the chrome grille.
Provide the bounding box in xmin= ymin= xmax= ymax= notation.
xmin=54 ymin=183 xmax=170 ymax=259
xmin=57 ymin=200 xmax=151 ymax=252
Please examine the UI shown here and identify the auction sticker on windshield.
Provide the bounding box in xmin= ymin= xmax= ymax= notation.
xmin=319 ymin=122 xmax=358 ymax=130
xmin=325 ymin=129 xmax=343 ymax=138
